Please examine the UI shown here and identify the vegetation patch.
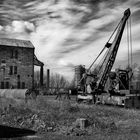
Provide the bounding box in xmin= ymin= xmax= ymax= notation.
xmin=1 ymin=96 xmax=140 ymax=139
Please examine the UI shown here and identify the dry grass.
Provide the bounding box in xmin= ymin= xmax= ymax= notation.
xmin=1 ymin=95 xmax=140 ymax=139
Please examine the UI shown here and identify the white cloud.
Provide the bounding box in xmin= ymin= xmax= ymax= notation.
xmin=4 ymin=20 xmax=35 ymax=34
xmin=12 ymin=21 xmax=25 ymax=33
xmin=0 ymin=0 xmax=140 ymax=80
xmin=0 ymin=25 xmax=3 ymax=31
xmin=12 ymin=20 xmax=35 ymax=33
xmin=5 ymin=25 xmax=12 ymax=32
xmin=86 ymin=14 xmax=116 ymax=30
xmin=30 ymin=20 xmax=72 ymax=61
xmin=24 ymin=21 xmax=35 ymax=31
xmin=21 ymin=2 xmax=140 ymax=80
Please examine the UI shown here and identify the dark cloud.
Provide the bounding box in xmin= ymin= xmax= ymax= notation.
xmin=72 ymin=0 xmax=128 ymax=5
xmin=58 ymin=30 xmax=101 ymax=55
xmin=0 ymin=0 xmax=137 ymax=26
xmin=0 ymin=0 xmax=43 ymax=25
xmin=0 ymin=0 xmax=26 ymax=25
xmin=72 ymin=0 xmax=101 ymax=5
xmin=132 ymin=1 xmax=140 ymax=7
xmin=0 ymin=0 xmax=132 ymax=28
xmin=132 ymin=9 xmax=140 ymax=23
xmin=0 ymin=0 xmax=140 ymax=69
xmin=97 ymin=21 xmax=117 ymax=32
xmin=68 ymin=0 xmax=129 ymax=27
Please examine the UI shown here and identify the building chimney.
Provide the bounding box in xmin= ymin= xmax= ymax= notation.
xmin=47 ymin=69 xmax=50 ymax=89
xmin=40 ymin=65 xmax=44 ymax=86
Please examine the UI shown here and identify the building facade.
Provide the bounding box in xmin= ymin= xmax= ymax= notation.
xmin=0 ymin=38 xmax=43 ymax=89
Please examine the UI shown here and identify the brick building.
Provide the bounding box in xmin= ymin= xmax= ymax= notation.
xmin=0 ymin=38 xmax=44 ymax=89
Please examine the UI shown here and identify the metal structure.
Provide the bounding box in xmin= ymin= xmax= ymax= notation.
xmin=95 ymin=8 xmax=131 ymax=92
xmin=75 ymin=65 xmax=85 ymax=87
xmin=77 ymin=9 xmax=131 ymax=103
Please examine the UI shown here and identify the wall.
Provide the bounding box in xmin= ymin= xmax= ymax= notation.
xmin=0 ymin=45 xmax=34 ymax=89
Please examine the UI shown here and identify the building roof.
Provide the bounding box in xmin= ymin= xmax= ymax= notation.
xmin=34 ymin=55 xmax=44 ymax=66
xmin=0 ymin=38 xmax=34 ymax=48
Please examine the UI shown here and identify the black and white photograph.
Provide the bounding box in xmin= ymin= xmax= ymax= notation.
xmin=0 ymin=0 xmax=140 ymax=139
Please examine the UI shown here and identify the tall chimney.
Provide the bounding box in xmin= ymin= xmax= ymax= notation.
xmin=47 ymin=69 xmax=50 ymax=89
xmin=40 ymin=65 xmax=44 ymax=86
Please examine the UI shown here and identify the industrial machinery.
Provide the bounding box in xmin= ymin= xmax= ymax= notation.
xmin=77 ymin=8 xmax=135 ymax=105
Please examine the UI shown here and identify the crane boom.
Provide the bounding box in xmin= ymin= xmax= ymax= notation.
xmin=97 ymin=8 xmax=131 ymax=91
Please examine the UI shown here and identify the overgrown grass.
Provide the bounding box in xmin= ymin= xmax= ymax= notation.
xmin=1 ymin=95 xmax=140 ymax=139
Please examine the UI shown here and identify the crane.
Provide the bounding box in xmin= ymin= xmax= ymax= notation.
xmin=77 ymin=8 xmax=131 ymax=103
xmin=96 ymin=8 xmax=131 ymax=92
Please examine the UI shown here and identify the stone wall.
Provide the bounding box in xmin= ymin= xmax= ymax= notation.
xmin=0 ymin=45 xmax=34 ymax=89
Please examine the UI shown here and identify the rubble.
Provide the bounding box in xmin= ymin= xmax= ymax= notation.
xmin=75 ymin=118 xmax=89 ymax=129
xmin=0 ymin=106 xmax=46 ymax=131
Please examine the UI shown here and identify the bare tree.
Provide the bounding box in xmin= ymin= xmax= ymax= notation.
xmin=34 ymin=70 xmax=40 ymax=88
xmin=49 ymin=73 xmax=70 ymax=93
xmin=69 ymin=78 xmax=75 ymax=89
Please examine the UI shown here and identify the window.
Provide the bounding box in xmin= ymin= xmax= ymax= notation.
xmin=22 ymin=82 xmax=25 ymax=89
xmin=17 ymin=82 xmax=20 ymax=89
xmin=1 ymin=60 xmax=6 ymax=67
xmin=14 ymin=66 xmax=17 ymax=74
xmin=1 ymin=82 xmax=4 ymax=89
xmin=17 ymin=75 xmax=20 ymax=80
xmin=9 ymin=66 xmax=17 ymax=75
xmin=9 ymin=66 xmax=13 ymax=75
xmin=1 ymin=60 xmax=6 ymax=63
xmin=6 ymin=82 xmax=9 ymax=89
xmin=11 ymin=50 xmax=18 ymax=59
xmin=11 ymin=50 xmax=14 ymax=58
xmin=15 ymin=50 xmax=18 ymax=59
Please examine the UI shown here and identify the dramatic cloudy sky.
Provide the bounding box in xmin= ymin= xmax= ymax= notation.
xmin=0 ymin=0 xmax=140 ymax=80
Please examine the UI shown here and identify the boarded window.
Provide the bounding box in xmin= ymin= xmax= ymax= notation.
xmin=9 ymin=66 xmax=13 ymax=75
xmin=14 ymin=66 xmax=17 ymax=74
xmin=1 ymin=82 xmax=4 ymax=89
xmin=22 ymin=82 xmax=25 ymax=89
xmin=6 ymin=82 xmax=9 ymax=89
